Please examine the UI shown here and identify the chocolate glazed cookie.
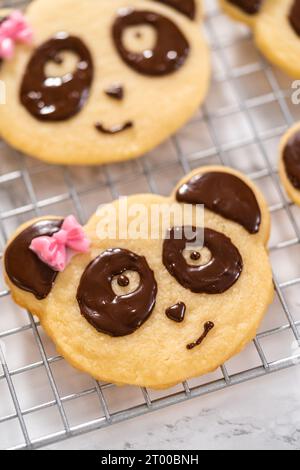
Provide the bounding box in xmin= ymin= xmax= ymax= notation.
xmin=279 ymin=124 xmax=300 ymax=207
xmin=283 ymin=130 xmax=300 ymax=190
xmin=3 ymin=165 xmax=273 ymax=389
xmin=0 ymin=0 xmax=210 ymax=165
xmin=219 ymin=0 xmax=263 ymax=27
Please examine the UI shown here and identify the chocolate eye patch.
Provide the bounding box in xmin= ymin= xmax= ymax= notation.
xmin=77 ymin=248 xmax=157 ymax=337
xmin=163 ymin=227 xmax=243 ymax=294
xmin=20 ymin=33 xmax=94 ymax=121
xmin=112 ymin=9 xmax=190 ymax=76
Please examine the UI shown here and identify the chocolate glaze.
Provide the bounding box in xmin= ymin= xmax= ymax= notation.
xmin=105 ymin=84 xmax=124 ymax=100
xmin=20 ymin=33 xmax=93 ymax=121
xmin=112 ymin=9 xmax=190 ymax=76
xmin=227 ymin=0 xmax=262 ymax=15
xmin=290 ymin=0 xmax=300 ymax=36
xmin=187 ymin=321 xmax=215 ymax=350
xmin=283 ymin=131 xmax=300 ymax=190
xmin=163 ymin=227 xmax=243 ymax=294
xmin=5 ymin=219 xmax=63 ymax=300
xmin=154 ymin=0 xmax=196 ymax=19
xmin=177 ymin=172 xmax=261 ymax=235
xmin=77 ymin=248 xmax=157 ymax=337
xmin=95 ymin=121 xmax=133 ymax=135
xmin=166 ymin=302 xmax=186 ymax=323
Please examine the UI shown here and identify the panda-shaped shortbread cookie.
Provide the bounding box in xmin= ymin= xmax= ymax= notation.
xmin=219 ymin=0 xmax=263 ymax=27
xmin=220 ymin=0 xmax=300 ymax=78
xmin=4 ymin=166 xmax=273 ymax=389
xmin=0 ymin=0 xmax=209 ymax=165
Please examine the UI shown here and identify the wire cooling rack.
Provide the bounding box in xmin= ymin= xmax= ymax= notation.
xmin=1 ymin=0 xmax=300 ymax=450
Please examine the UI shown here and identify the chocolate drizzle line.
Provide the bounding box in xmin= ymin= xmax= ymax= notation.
xmin=154 ymin=0 xmax=196 ymax=19
xmin=95 ymin=121 xmax=133 ymax=135
xmin=283 ymin=131 xmax=300 ymax=190
xmin=163 ymin=227 xmax=243 ymax=294
xmin=187 ymin=321 xmax=215 ymax=350
xmin=77 ymin=248 xmax=157 ymax=337
xmin=166 ymin=302 xmax=186 ymax=323
xmin=290 ymin=0 xmax=300 ymax=36
xmin=105 ymin=84 xmax=124 ymax=100
xmin=112 ymin=9 xmax=190 ymax=76
xmin=20 ymin=33 xmax=94 ymax=121
xmin=5 ymin=219 xmax=63 ymax=300
xmin=177 ymin=172 xmax=261 ymax=235
xmin=227 ymin=0 xmax=262 ymax=15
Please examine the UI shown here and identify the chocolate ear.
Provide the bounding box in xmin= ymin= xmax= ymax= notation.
xmin=153 ymin=0 xmax=197 ymax=20
xmin=5 ymin=219 xmax=63 ymax=300
xmin=176 ymin=171 xmax=262 ymax=235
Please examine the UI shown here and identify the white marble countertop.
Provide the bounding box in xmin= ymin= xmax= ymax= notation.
xmin=45 ymin=367 xmax=300 ymax=450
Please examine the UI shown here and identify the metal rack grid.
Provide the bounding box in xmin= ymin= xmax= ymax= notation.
xmin=0 ymin=0 xmax=300 ymax=450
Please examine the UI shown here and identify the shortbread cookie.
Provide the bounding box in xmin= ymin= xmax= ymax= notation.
xmin=219 ymin=0 xmax=263 ymax=27
xmin=0 ymin=0 xmax=210 ymax=165
xmin=0 ymin=9 xmax=12 ymax=18
xmin=255 ymin=0 xmax=300 ymax=78
xmin=279 ymin=123 xmax=300 ymax=205
xmin=4 ymin=166 xmax=273 ymax=389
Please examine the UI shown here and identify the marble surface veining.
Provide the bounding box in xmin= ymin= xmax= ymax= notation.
xmin=45 ymin=367 xmax=300 ymax=450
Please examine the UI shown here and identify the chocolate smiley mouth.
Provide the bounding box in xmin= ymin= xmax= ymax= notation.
xmin=95 ymin=121 xmax=134 ymax=135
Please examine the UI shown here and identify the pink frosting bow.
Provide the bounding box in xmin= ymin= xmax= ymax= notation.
xmin=30 ymin=216 xmax=90 ymax=272
xmin=0 ymin=11 xmax=33 ymax=60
